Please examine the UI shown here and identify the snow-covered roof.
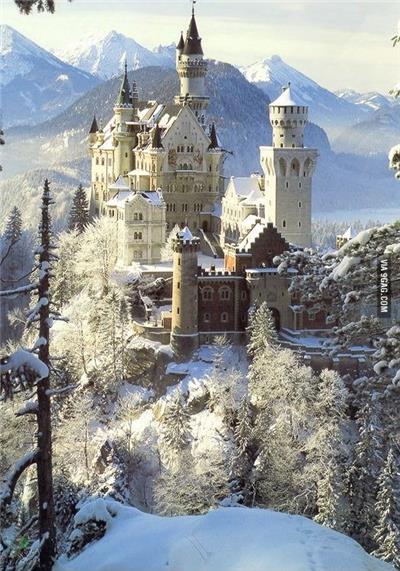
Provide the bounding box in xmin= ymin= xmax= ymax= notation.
xmin=238 ymin=222 xmax=265 ymax=252
xmin=109 ymin=175 xmax=129 ymax=190
xmin=106 ymin=190 xmax=131 ymax=207
xmin=178 ymin=226 xmax=194 ymax=241
xmin=270 ymin=86 xmax=303 ymax=107
xmin=227 ymin=176 xmax=263 ymax=204
xmin=140 ymin=191 xmax=164 ymax=206
xmin=242 ymin=214 xmax=265 ymax=230
xmin=128 ymin=169 xmax=150 ymax=177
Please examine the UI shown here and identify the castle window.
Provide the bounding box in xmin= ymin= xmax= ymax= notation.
xmin=101 ymin=158 xmax=105 ymax=166
xmin=202 ymin=287 xmax=213 ymax=301
xmin=203 ymin=313 xmax=211 ymax=323
xmin=282 ymin=220 xmax=286 ymax=228
xmin=298 ymin=201 xmax=302 ymax=208
xmin=177 ymin=307 xmax=180 ymax=315
xmin=299 ymin=182 xmax=302 ymax=189
xmin=221 ymin=312 xmax=228 ymax=323
xmin=125 ymin=153 xmax=128 ymax=158
xmin=177 ymin=282 xmax=181 ymax=290
xmin=219 ymin=287 xmax=231 ymax=301
xmin=241 ymin=291 xmax=247 ymax=301
xmin=95 ymin=158 xmax=99 ymax=165
xmin=133 ymin=250 xmax=142 ymax=259
xmin=298 ymin=221 xmax=302 ymax=228
xmin=280 ymin=144 xmax=283 ymax=148
xmin=286 ymin=182 xmax=289 ymax=189
xmin=178 ymin=258 xmax=181 ymax=266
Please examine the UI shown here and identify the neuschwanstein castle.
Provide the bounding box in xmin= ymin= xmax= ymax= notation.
xmin=87 ymin=7 xmax=364 ymax=368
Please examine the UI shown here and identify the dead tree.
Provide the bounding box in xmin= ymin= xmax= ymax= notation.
xmin=0 ymin=179 xmax=57 ymax=570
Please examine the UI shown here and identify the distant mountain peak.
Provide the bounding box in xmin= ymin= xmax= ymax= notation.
xmin=55 ymin=30 xmax=175 ymax=79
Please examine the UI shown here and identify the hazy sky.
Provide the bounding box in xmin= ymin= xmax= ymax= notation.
xmin=3 ymin=0 xmax=399 ymax=93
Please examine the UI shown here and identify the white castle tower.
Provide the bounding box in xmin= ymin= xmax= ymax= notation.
xmin=174 ymin=4 xmax=209 ymax=123
xmin=260 ymin=85 xmax=318 ymax=247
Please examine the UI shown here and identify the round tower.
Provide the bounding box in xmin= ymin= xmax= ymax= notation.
xmin=171 ymin=227 xmax=200 ymax=357
xmin=269 ymin=84 xmax=308 ymax=148
xmin=174 ymin=6 xmax=209 ymax=122
xmin=260 ymin=83 xmax=318 ymax=248
xmin=113 ymin=61 xmax=137 ymax=178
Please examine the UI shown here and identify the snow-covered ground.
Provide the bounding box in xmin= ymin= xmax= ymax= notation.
xmin=54 ymin=498 xmax=393 ymax=571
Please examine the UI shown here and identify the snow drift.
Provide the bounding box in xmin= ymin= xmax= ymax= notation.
xmin=54 ymin=498 xmax=392 ymax=571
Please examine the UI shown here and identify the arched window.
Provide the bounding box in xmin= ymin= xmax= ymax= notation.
xmin=304 ymin=158 xmax=312 ymax=177
xmin=101 ymin=158 xmax=105 ymax=166
xmin=133 ymin=250 xmax=142 ymax=259
xmin=203 ymin=313 xmax=211 ymax=323
xmin=202 ymin=287 xmax=213 ymax=301
xmin=221 ymin=312 xmax=228 ymax=323
xmin=291 ymin=158 xmax=300 ymax=176
xmin=95 ymin=157 xmax=99 ymax=165
xmin=219 ymin=287 xmax=231 ymax=301
xmin=282 ymin=220 xmax=286 ymax=228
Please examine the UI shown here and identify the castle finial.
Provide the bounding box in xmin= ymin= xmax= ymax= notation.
xmin=192 ymin=0 xmax=196 ymax=16
xmin=124 ymin=59 xmax=128 ymax=75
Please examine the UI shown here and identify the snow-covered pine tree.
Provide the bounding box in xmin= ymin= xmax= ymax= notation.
xmin=311 ymin=369 xmax=350 ymax=532
xmin=4 ymin=206 xmax=22 ymax=243
xmin=348 ymin=393 xmax=386 ymax=549
xmin=372 ymin=447 xmax=400 ymax=567
xmin=53 ymin=229 xmax=80 ymax=309
xmin=247 ymin=301 xmax=277 ymax=356
xmin=160 ymin=224 xmax=181 ymax=262
xmin=96 ymin=287 xmax=131 ymax=385
xmin=159 ymin=391 xmax=190 ymax=469
xmin=68 ymin=184 xmax=90 ymax=234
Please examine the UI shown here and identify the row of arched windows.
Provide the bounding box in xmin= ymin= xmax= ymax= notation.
xmin=133 ymin=232 xmax=143 ymax=240
xmin=133 ymin=212 xmax=143 ymax=220
xmin=177 ymin=145 xmax=194 ymax=153
xmin=203 ymin=312 xmax=228 ymax=323
xmin=202 ymin=286 xmax=231 ymax=301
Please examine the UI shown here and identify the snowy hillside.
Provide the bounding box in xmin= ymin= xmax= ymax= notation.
xmin=240 ymin=55 xmax=370 ymax=138
xmin=55 ymin=30 xmax=175 ymax=79
xmin=0 ymin=25 xmax=100 ymax=127
xmin=335 ymin=89 xmax=397 ymax=112
xmin=54 ymin=499 xmax=392 ymax=571
xmin=333 ymin=105 xmax=400 ymax=156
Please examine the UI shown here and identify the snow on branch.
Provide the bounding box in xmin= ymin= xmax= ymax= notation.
xmin=0 ymin=448 xmax=40 ymax=512
xmin=0 ymin=282 xmax=38 ymax=298
xmin=15 ymin=399 xmax=39 ymax=417
xmin=0 ymin=349 xmax=49 ymax=400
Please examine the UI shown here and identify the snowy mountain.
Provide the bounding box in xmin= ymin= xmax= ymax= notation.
xmin=335 ymin=88 xmax=396 ymax=112
xmin=53 ymin=499 xmax=392 ymax=571
xmin=54 ymin=31 xmax=175 ymax=80
xmin=240 ymin=56 xmax=370 ymax=138
xmin=333 ymin=104 xmax=400 ymax=156
xmin=0 ymin=25 xmax=100 ymax=128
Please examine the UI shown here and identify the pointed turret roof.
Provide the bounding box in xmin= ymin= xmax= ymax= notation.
xmin=270 ymin=84 xmax=303 ymax=107
xmin=89 ymin=115 xmax=98 ymax=134
xmin=177 ymin=31 xmax=185 ymax=51
xmin=116 ymin=60 xmax=131 ymax=106
xmin=208 ymin=123 xmax=219 ymax=149
xmin=151 ymin=123 xmax=163 ymax=149
xmin=182 ymin=6 xmax=203 ymax=56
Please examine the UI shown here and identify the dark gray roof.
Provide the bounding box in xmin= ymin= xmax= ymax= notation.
xmin=182 ymin=12 xmax=203 ymax=56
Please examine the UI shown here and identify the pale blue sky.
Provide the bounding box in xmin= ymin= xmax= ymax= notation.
xmin=2 ymin=0 xmax=399 ymax=93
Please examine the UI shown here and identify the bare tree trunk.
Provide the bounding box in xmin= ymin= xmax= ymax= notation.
xmin=36 ymin=179 xmax=56 ymax=570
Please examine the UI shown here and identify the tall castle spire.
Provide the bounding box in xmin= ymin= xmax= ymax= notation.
xmin=175 ymin=2 xmax=209 ymax=122
xmin=116 ymin=60 xmax=131 ymax=107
